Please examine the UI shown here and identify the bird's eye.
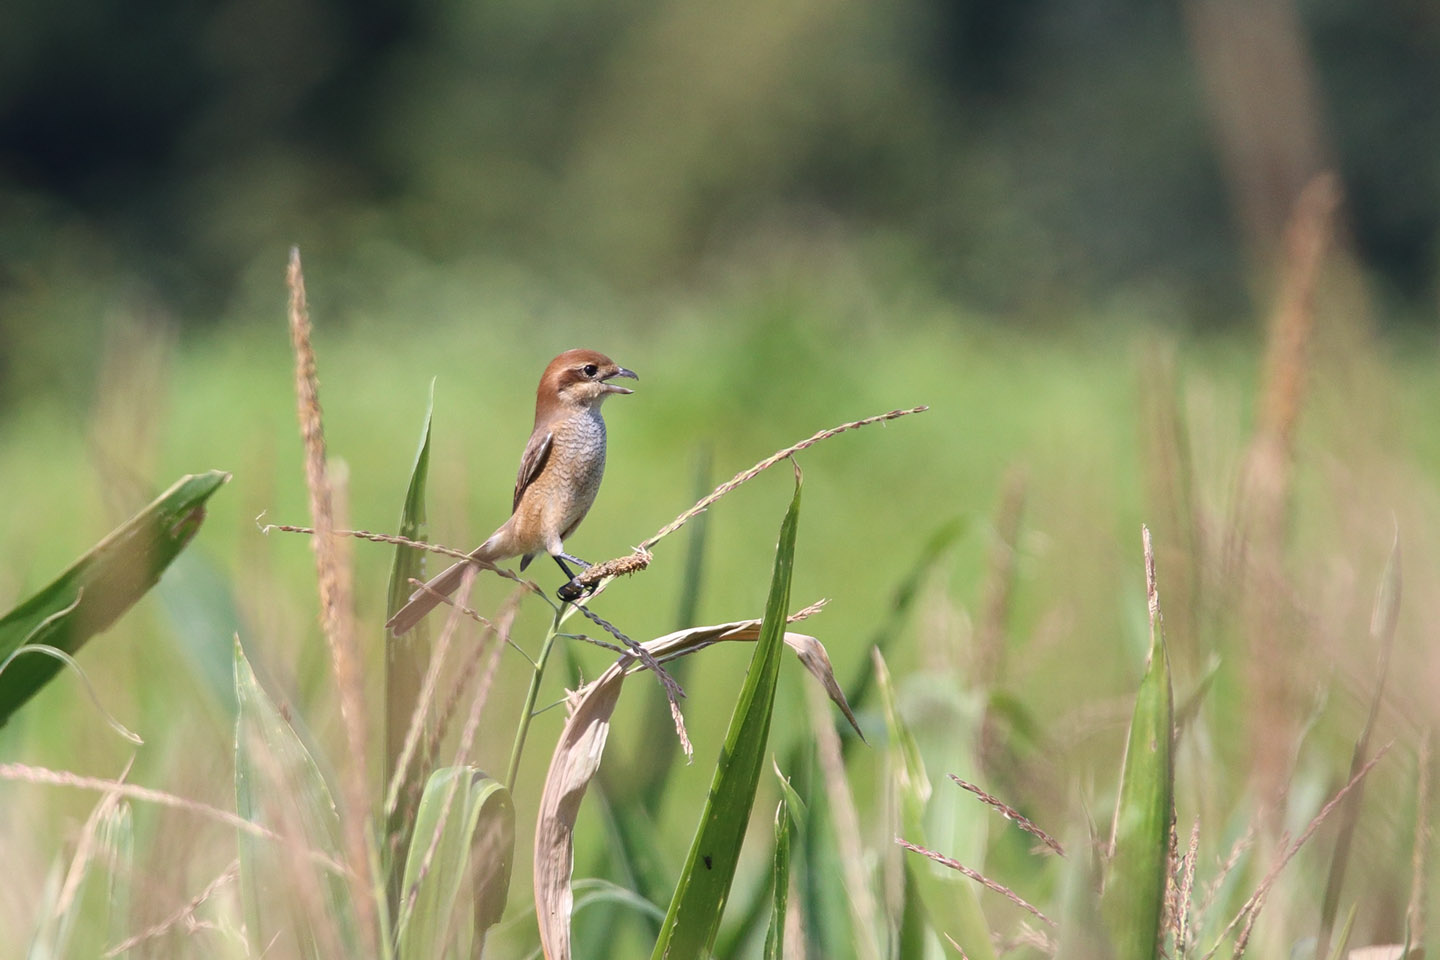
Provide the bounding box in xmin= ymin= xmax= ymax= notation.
xmin=582 ymin=364 xmax=599 ymax=378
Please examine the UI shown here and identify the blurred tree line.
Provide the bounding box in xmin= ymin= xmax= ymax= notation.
xmin=0 ymin=0 xmax=1436 ymax=395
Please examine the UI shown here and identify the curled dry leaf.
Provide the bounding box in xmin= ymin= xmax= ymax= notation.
xmin=785 ymin=632 xmax=864 ymax=741
xmin=534 ymin=605 xmax=851 ymax=960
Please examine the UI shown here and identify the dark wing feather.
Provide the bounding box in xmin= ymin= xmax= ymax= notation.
xmin=513 ymin=429 xmax=553 ymax=512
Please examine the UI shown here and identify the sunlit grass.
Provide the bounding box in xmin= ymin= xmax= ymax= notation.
xmin=0 ymin=253 xmax=1435 ymax=955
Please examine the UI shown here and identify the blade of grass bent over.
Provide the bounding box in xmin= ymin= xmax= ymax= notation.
xmin=649 ymin=466 xmax=803 ymax=960
xmin=0 ymin=470 xmax=228 ymax=726
xmin=386 ymin=382 xmax=436 ymax=915
xmin=1100 ymin=526 xmax=1175 ymax=960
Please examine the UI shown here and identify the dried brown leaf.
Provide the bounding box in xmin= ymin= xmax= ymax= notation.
xmin=533 ymin=607 xmax=831 ymax=959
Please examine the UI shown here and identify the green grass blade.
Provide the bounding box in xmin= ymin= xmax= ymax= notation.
xmin=396 ymin=766 xmax=515 ymax=960
xmin=876 ymin=648 xmax=996 ymax=960
xmin=740 ymin=521 xmax=961 ymax=960
xmin=572 ymin=878 xmax=668 ymax=925
xmin=650 ymin=467 xmax=802 ymax=960
xmin=715 ymin=519 xmax=962 ymax=960
xmin=763 ymin=795 xmax=793 ymax=960
xmin=234 ymin=637 xmax=356 ymax=959
xmin=0 ymin=470 xmax=229 ymax=726
xmin=30 ymin=796 xmax=133 ymax=959
xmin=385 ymin=382 xmax=435 ymax=912
xmin=1100 ymin=527 xmax=1175 ymax=960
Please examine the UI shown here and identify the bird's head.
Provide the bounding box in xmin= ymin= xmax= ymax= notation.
xmin=538 ymin=349 xmax=639 ymax=413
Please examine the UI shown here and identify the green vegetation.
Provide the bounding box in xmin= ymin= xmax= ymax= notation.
xmin=0 ymin=251 xmax=1433 ymax=958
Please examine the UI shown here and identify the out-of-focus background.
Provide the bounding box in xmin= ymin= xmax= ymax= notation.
xmin=1 ymin=0 xmax=1438 ymax=955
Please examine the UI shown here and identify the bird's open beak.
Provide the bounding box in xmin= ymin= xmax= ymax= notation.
xmin=602 ymin=366 xmax=638 ymax=394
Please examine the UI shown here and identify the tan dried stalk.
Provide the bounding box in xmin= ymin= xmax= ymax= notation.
xmin=0 ymin=762 xmax=344 ymax=873
xmin=55 ymin=758 xmax=133 ymax=917
xmin=1228 ymin=175 xmax=1341 ymax=807
xmin=285 ymin=248 xmax=374 ymax=945
xmin=642 ymin=407 xmax=926 ymax=551
xmin=420 ymin=583 xmax=526 ymax=778
xmin=1176 ymin=817 xmax=1201 ymax=958
xmin=948 ymin=775 xmax=1064 ymax=856
xmin=1408 ymin=729 xmax=1431 ymax=944
xmin=104 ymin=861 xmax=239 ymax=957
xmin=895 ymin=837 xmax=1055 ymax=927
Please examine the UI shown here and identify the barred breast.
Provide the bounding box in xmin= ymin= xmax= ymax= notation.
xmin=542 ymin=408 xmax=608 ymax=540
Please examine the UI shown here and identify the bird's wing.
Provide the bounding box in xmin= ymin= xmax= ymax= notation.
xmin=513 ymin=428 xmax=553 ymax=512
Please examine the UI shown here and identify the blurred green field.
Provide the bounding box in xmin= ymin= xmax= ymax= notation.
xmin=0 ymin=255 xmax=1436 ymax=957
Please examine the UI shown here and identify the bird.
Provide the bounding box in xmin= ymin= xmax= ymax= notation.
xmin=386 ymin=348 xmax=638 ymax=635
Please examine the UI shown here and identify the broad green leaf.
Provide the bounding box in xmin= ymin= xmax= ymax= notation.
xmin=876 ymin=648 xmax=996 ymax=960
xmin=385 ymin=382 xmax=435 ymax=914
xmin=764 ymin=795 xmax=793 ymax=960
xmin=0 ymin=471 xmax=229 ymax=726
xmin=1099 ymin=528 xmax=1174 ymax=960
xmin=650 ymin=468 xmax=802 ymax=960
xmin=234 ymin=638 xmax=356 ymax=959
xmin=396 ymin=766 xmax=514 ymax=960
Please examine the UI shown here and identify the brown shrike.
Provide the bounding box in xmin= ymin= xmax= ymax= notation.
xmin=386 ymin=348 xmax=637 ymax=635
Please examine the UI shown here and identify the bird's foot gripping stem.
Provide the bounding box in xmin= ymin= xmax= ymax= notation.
xmin=557 ymin=578 xmax=593 ymax=603
xmin=554 ymin=552 xmax=596 ymax=603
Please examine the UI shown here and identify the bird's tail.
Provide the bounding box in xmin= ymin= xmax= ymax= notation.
xmin=385 ymin=536 xmax=502 ymax=635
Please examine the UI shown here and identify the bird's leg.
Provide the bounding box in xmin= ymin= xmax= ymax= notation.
xmin=554 ymin=553 xmax=597 ymax=603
